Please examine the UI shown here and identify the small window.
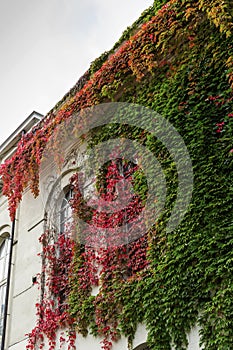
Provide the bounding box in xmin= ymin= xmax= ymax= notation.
xmin=0 ymin=180 xmax=3 ymax=196
xmin=0 ymin=237 xmax=10 ymax=343
xmin=60 ymin=188 xmax=73 ymax=233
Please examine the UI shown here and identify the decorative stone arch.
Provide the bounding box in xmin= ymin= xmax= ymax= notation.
xmin=0 ymin=224 xmax=11 ymax=256
xmin=0 ymin=225 xmax=11 ymax=266
xmin=0 ymin=225 xmax=11 ymax=247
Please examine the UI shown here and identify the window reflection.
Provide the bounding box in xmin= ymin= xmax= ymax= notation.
xmin=0 ymin=237 xmax=10 ymax=344
xmin=60 ymin=189 xmax=73 ymax=233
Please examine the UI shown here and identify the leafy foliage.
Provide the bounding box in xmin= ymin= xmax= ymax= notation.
xmin=1 ymin=1 xmax=233 ymax=349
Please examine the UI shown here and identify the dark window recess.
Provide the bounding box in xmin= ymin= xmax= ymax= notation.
xmin=133 ymin=344 xmax=150 ymax=350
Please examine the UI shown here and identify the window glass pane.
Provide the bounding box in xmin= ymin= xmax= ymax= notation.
xmin=3 ymin=244 xmax=9 ymax=281
xmin=0 ymin=259 xmax=3 ymax=283
xmin=0 ymin=239 xmax=9 ymax=282
xmin=60 ymin=189 xmax=73 ymax=233
xmin=0 ymin=237 xmax=9 ymax=347
xmin=0 ymin=284 xmax=6 ymax=337
xmin=0 ymin=242 xmax=4 ymax=259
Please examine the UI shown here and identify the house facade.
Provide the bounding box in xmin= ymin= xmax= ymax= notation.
xmin=1 ymin=1 xmax=233 ymax=349
xmin=0 ymin=110 xmax=201 ymax=350
xmin=0 ymin=112 xmax=43 ymax=349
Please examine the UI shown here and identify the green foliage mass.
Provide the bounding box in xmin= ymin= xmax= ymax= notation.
xmin=68 ymin=1 xmax=233 ymax=349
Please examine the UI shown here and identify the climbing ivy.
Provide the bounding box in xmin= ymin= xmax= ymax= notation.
xmin=1 ymin=1 xmax=233 ymax=350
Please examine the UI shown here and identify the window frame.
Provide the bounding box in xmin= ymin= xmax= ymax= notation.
xmin=0 ymin=233 xmax=10 ymax=344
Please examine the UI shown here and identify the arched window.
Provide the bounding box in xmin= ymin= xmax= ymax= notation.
xmin=60 ymin=188 xmax=73 ymax=233
xmin=0 ymin=235 xmax=10 ymax=343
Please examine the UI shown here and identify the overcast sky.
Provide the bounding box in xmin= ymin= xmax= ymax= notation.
xmin=0 ymin=0 xmax=153 ymax=144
